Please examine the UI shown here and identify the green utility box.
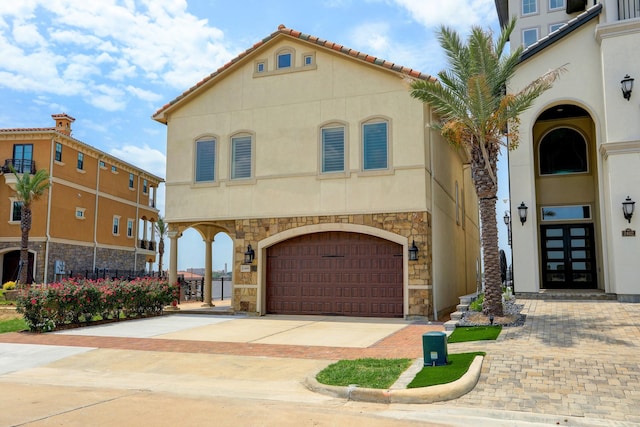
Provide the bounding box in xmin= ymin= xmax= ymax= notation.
xmin=422 ymin=331 xmax=448 ymax=366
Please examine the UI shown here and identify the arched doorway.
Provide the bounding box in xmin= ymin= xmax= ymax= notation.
xmin=2 ymin=250 xmax=35 ymax=284
xmin=533 ymin=104 xmax=600 ymax=289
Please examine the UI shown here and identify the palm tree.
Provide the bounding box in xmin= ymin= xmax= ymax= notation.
xmin=154 ymin=216 xmax=168 ymax=277
xmin=410 ymin=18 xmax=563 ymax=316
xmin=11 ymin=168 xmax=51 ymax=286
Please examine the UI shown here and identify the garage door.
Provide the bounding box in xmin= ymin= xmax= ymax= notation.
xmin=266 ymin=231 xmax=403 ymax=317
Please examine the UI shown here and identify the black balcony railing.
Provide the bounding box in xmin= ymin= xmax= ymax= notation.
xmin=138 ymin=240 xmax=156 ymax=251
xmin=3 ymin=159 xmax=36 ymax=174
xmin=619 ymin=0 xmax=640 ymax=20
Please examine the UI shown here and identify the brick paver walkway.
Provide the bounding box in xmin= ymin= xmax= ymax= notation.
xmin=441 ymin=299 xmax=640 ymax=423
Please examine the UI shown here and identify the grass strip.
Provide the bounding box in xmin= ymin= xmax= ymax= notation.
xmin=0 ymin=318 xmax=28 ymax=333
xmin=448 ymin=325 xmax=501 ymax=343
xmin=316 ymin=358 xmax=412 ymax=389
xmin=407 ymin=352 xmax=485 ymax=388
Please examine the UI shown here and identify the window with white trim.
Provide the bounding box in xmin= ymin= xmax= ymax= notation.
xmin=549 ymin=22 xmax=564 ymax=33
xmin=126 ymin=218 xmax=134 ymax=238
xmin=549 ymin=0 xmax=564 ymax=10
xmin=321 ymin=125 xmax=345 ymax=173
xmin=75 ymin=207 xmax=86 ymax=219
xmin=195 ymin=138 xmax=216 ymax=182
xmin=55 ymin=143 xmax=62 ymax=162
xmin=113 ymin=216 xmax=120 ymax=235
xmin=11 ymin=200 xmax=23 ymax=222
xmin=522 ymin=0 xmax=537 ymax=14
xmin=129 ymin=173 xmax=134 ymax=189
xmin=231 ymin=135 xmax=253 ymax=180
xmin=256 ymin=61 xmax=266 ymax=73
xmin=362 ymin=120 xmax=389 ymax=171
xmin=143 ymin=179 xmax=148 ymax=194
xmin=523 ymin=28 xmax=539 ymax=48
xmin=99 ymin=160 xmax=106 ymax=169
xmin=77 ymin=152 xmax=84 ymax=170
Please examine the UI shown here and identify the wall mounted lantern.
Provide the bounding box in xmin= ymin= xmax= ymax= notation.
xmin=621 ymin=74 xmax=634 ymax=101
xmin=518 ymin=202 xmax=528 ymax=225
xmin=244 ymin=244 xmax=255 ymax=264
xmin=623 ymin=196 xmax=635 ymax=223
xmin=408 ymin=240 xmax=419 ymax=261
xmin=503 ymin=210 xmax=512 ymax=246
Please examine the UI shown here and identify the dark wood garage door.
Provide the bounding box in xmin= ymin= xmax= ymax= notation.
xmin=266 ymin=231 xmax=403 ymax=317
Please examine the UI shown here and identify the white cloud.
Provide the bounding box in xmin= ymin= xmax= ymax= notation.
xmin=126 ymin=85 xmax=162 ymax=103
xmin=392 ymin=0 xmax=497 ymax=32
xmin=351 ymin=22 xmax=391 ymax=52
xmin=0 ymin=0 xmax=236 ymax=110
xmin=109 ymin=144 xmax=166 ymax=179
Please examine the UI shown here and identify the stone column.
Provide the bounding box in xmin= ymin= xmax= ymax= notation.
xmin=203 ymin=237 xmax=214 ymax=307
xmin=168 ymin=230 xmax=180 ymax=286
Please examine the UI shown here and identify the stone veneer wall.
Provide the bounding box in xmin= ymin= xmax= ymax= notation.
xmin=224 ymin=211 xmax=433 ymax=318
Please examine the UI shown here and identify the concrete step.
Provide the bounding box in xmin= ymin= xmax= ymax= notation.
xmin=517 ymin=290 xmax=617 ymax=301
xmin=449 ymin=311 xmax=463 ymax=321
xmin=456 ymin=303 xmax=469 ymax=312
xmin=443 ymin=320 xmax=458 ymax=331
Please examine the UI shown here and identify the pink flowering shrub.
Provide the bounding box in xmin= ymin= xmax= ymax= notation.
xmin=16 ymin=278 xmax=177 ymax=332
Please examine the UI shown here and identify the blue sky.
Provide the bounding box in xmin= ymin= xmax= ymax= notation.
xmin=0 ymin=0 xmax=510 ymax=271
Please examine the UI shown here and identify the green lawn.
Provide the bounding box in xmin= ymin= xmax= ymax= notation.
xmin=448 ymin=326 xmax=502 ymax=343
xmin=407 ymin=352 xmax=485 ymax=388
xmin=316 ymin=358 xmax=412 ymax=389
xmin=0 ymin=317 xmax=28 ymax=333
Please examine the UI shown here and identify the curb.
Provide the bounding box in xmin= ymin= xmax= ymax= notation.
xmin=304 ymin=355 xmax=483 ymax=404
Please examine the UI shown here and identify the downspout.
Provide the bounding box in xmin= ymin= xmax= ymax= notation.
xmin=93 ymin=155 xmax=102 ymax=271
xmin=44 ymin=137 xmax=55 ymax=284
xmin=134 ymin=174 xmax=140 ymax=271
xmin=428 ymin=106 xmax=438 ymax=321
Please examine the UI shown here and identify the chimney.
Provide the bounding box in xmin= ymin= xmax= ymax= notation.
xmin=51 ymin=113 xmax=76 ymax=136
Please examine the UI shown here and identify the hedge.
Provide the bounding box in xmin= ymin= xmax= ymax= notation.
xmin=16 ymin=277 xmax=178 ymax=332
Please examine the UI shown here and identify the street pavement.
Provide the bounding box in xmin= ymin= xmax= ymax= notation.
xmin=0 ymin=298 xmax=639 ymax=426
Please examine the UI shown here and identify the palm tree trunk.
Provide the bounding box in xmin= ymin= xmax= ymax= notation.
xmin=479 ymin=196 xmax=504 ymax=316
xmin=19 ymin=207 xmax=32 ymax=286
xmin=158 ymin=239 xmax=165 ymax=277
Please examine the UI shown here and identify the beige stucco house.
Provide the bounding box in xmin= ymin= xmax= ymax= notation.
xmin=496 ymin=0 xmax=640 ymax=300
xmin=153 ymin=25 xmax=481 ymax=319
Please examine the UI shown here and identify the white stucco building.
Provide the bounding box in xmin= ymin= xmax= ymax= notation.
xmin=496 ymin=0 xmax=640 ymax=299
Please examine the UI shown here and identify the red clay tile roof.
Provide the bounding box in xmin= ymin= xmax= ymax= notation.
xmin=0 ymin=127 xmax=55 ymax=133
xmin=153 ymin=24 xmax=434 ymax=121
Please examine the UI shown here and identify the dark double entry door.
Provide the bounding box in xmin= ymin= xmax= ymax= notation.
xmin=541 ymin=224 xmax=597 ymax=289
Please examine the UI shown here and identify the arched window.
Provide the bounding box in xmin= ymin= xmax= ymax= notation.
xmin=539 ymin=127 xmax=587 ymax=175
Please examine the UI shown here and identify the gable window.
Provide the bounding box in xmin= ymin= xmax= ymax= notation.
xmin=523 ymin=28 xmax=539 ymax=48
xmin=75 ymin=207 xmax=86 ymax=219
xmin=549 ymin=0 xmax=564 ymax=10
xmin=195 ymin=138 xmax=216 ymax=182
xmin=113 ymin=216 xmax=120 ymax=235
xmin=143 ymin=179 xmax=148 ymax=194
xmin=304 ymin=54 xmax=314 ymax=66
xmin=522 ymin=0 xmax=537 ymax=14
xmin=55 ymin=143 xmax=63 ymax=162
xmin=129 ymin=173 xmax=135 ymax=189
xmin=256 ymin=61 xmax=266 ymax=73
xmin=321 ymin=125 xmax=345 ymax=173
xmin=539 ymin=127 xmax=588 ymax=175
xmin=77 ymin=152 xmax=84 ymax=170
xmin=362 ymin=120 xmax=389 ymax=171
xmin=277 ymin=50 xmax=292 ymax=69
xmin=127 ymin=219 xmax=134 ymax=238
xmin=11 ymin=201 xmax=23 ymax=222
xmin=231 ymin=135 xmax=253 ymax=180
